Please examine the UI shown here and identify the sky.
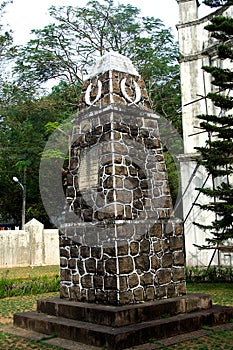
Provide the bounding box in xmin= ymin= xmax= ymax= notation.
xmin=2 ymin=0 xmax=213 ymax=45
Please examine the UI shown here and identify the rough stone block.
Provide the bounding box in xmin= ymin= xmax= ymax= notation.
xmin=172 ymin=267 xmax=185 ymax=282
xmin=128 ymin=273 xmax=139 ymax=288
xmin=170 ymin=236 xmax=184 ymax=251
xmin=81 ymin=275 xmax=92 ymax=288
xmin=140 ymin=272 xmax=154 ymax=286
xmin=149 ymin=223 xmax=162 ymax=238
xmin=119 ymin=290 xmax=134 ymax=304
xmin=130 ymin=241 xmax=139 ymax=255
xmin=140 ymin=239 xmax=150 ymax=254
xmin=173 ymin=251 xmax=185 ymax=266
xmin=60 ymin=269 xmax=72 ymax=281
xmin=105 ymin=258 xmax=117 ymax=274
xmin=104 ymin=276 xmax=117 ymax=290
xmin=119 ymin=256 xmax=134 ymax=274
xmin=162 ymin=253 xmax=173 ymax=268
xmin=145 ymin=286 xmax=155 ymax=300
xmin=135 ymin=255 xmax=150 ymax=272
xmin=85 ymin=258 xmax=96 ymax=273
xmin=157 ymin=268 xmax=172 ymax=285
xmin=93 ymin=275 xmax=103 ymax=289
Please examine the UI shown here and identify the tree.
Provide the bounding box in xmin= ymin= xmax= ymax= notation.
xmin=194 ymin=1 xmax=233 ymax=245
xmin=1 ymin=1 xmax=182 ymax=225
xmin=0 ymin=81 xmax=78 ymax=226
xmin=12 ymin=0 xmax=181 ymax=129
xmin=0 ymin=1 xmax=14 ymax=100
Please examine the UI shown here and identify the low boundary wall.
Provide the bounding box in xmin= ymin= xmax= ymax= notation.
xmin=0 ymin=219 xmax=59 ymax=268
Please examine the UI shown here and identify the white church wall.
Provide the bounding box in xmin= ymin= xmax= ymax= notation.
xmin=176 ymin=1 xmax=233 ymax=266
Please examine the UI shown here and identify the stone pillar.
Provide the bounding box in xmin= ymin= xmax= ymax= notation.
xmin=59 ymin=52 xmax=186 ymax=305
xmin=25 ymin=218 xmax=45 ymax=266
xmin=176 ymin=0 xmax=199 ymax=23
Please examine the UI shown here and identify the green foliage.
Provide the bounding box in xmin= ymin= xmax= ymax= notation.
xmin=203 ymin=0 xmax=233 ymax=7
xmin=12 ymin=0 xmax=181 ymax=129
xmin=0 ymin=1 xmax=182 ymax=226
xmin=194 ymin=6 xmax=233 ymax=245
xmin=0 ymin=271 xmax=60 ymax=298
xmin=0 ymin=81 xmax=78 ymax=226
xmin=186 ymin=266 xmax=233 ymax=283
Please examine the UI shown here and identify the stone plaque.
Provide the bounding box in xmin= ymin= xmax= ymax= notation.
xmin=78 ymin=148 xmax=99 ymax=190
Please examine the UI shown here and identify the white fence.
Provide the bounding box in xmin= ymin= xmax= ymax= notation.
xmin=0 ymin=218 xmax=59 ymax=268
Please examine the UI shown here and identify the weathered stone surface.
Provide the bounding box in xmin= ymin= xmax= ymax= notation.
xmin=151 ymin=255 xmax=161 ymax=270
xmin=60 ymin=247 xmax=70 ymax=259
xmin=115 ymin=190 xmax=132 ymax=203
xmin=59 ymin=53 xmax=187 ymax=305
xmin=145 ymin=286 xmax=155 ymax=300
xmin=140 ymin=239 xmax=150 ymax=254
xmin=68 ymin=258 xmax=77 ymax=270
xmin=105 ymin=258 xmax=117 ymax=274
xmin=157 ymin=269 xmax=171 ymax=285
xmin=103 ymin=246 xmax=116 ymax=257
xmin=149 ymin=223 xmax=162 ymax=238
xmin=124 ymin=177 xmax=139 ymax=189
xmin=119 ymin=290 xmax=133 ymax=304
xmin=60 ymin=258 xmax=67 ymax=268
xmin=97 ymin=260 xmax=104 ymax=275
xmin=60 ymin=285 xmax=69 ymax=298
xmin=119 ymin=256 xmax=134 ymax=274
xmin=173 ymin=251 xmax=185 ymax=266
xmin=128 ymin=273 xmax=139 ymax=288
xmin=70 ymin=285 xmax=80 ymax=300
xmin=85 ymin=258 xmax=96 ymax=273
xmin=176 ymin=282 xmax=187 ymax=295
xmin=156 ymin=285 xmax=167 ymax=298
xmin=119 ymin=276 xmax=128 ymax=290
xmin=81 ymin=275 xmax=92 ymax=288
xmin=133 ymin=287 xmax=144 ymax=302
xmin=93 ymin=275 xmax=103 ymax=289
xmin=60 ymin=269 xmax=72 ymax=281
xmin=80 ymin=246 xmax=90 ymax=258
xmin=70 ymin=246 xmax=79 ymax=258
xmin=77 ymin=260 xmax=85 ymax=276
xmin=72 ymin=273 xmax=80 ymax=284
xmin=104 ymin=276 xmax=117 ymax=290
xmin=117 ymin=242 xmax=129 ymax=256
xmin=162 ymin=253 xmax=173 ymax=268
xmin=91 ymin=246 xmax=102 ymax=259
xmin=172 ymin=267 xmax=185 ymax=282
xmin=140 ymin=272 xmax=153 ymax=286
xmin=108 ymin=291 xmax=118 ymax=304
xmin=135 ymin=255 xmax=150 ymax=272
xmin=130 ymin=241 xmax=139 ymax=255
xmin=170 ymin=236 xmax=184 ymax=251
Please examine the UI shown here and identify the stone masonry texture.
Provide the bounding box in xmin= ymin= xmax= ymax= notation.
xmin=59 ymin=52 xmax=186 ymax=305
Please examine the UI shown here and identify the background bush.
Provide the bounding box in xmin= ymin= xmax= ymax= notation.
xmin=186 ymin=266 xmax=233 ymax=283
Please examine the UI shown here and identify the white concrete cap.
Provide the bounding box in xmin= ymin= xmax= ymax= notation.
xmin=88 ymin=51 xmax=139 ymax=78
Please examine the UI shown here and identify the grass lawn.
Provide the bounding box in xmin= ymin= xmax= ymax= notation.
xmin=0 ymin=265 xmax=59 ymax=279
xmin=0 ymin=266 xmax=232 ymax=349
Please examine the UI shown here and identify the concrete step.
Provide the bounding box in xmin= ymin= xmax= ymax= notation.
xmin=37 ymin=293 xmax=212 ymax=327
xmin=14 ymin=305 xmax=233 ymax=350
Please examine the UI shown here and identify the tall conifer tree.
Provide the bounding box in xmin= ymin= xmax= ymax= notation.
xmin=194 ymin=0 xmax=233 ymax=245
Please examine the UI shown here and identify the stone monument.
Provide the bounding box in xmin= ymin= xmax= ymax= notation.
xmin=59 ymin=51 xmax=186 ymax=305
xmin=14 ymin=52 xmax=233 ymax=349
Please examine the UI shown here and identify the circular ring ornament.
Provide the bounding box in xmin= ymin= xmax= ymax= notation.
xmin=120 ymin=78 xmax=141 ymax=104
xmin=85 ymin=80 xmax=102 ymax=106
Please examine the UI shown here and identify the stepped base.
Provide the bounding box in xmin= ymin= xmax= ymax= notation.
xmin=14 ymin=294 xmax=233 ymax=350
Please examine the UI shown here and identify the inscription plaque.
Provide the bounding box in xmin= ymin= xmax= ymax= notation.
xmin=78 ymin=148 xmax=99 ymax=190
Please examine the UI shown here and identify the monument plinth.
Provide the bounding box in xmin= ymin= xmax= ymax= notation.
xmin=14 ymin=52 xmax=233 ymax=349
xmin=59 ymin=51 xmax=186 ymax=305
